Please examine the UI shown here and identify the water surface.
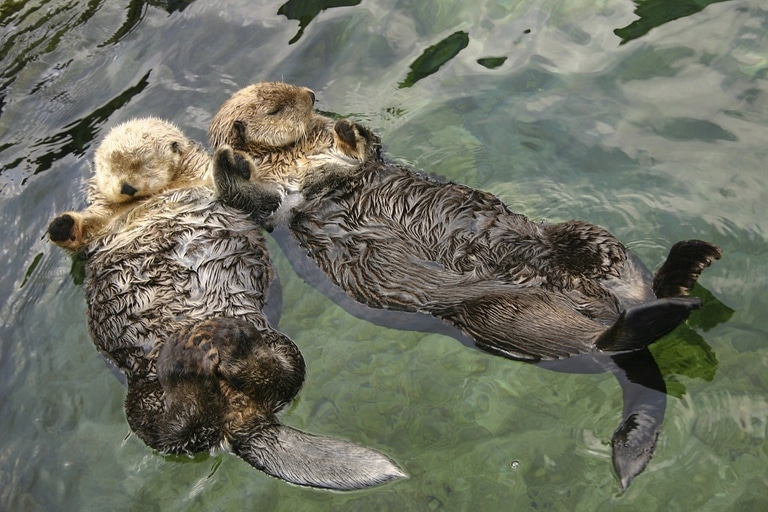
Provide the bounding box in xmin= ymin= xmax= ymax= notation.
xmin=1 ymin=0 xmax=766 ymax=510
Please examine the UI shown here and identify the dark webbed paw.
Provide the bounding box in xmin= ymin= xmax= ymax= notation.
xmin=213 ymin=145 xmax=251 ymax=189
xmin=206 ymin=320 xmax=305 ymax=410
xmin=334 ymin=119 xmax=359 ymax=147
xmin=653 ymin=240 xmax=722 ymax=297
xmin=48 ymin=214 xmax=76 ymax=242
xmin=334 ymin=119 xmax=382 ymax=161
xmin=213 ymin=145 xmax=283 ymax=224
xmin=157 ymin=322 xmax=221 ymax=380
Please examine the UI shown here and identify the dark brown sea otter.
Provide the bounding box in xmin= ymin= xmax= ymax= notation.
xmin=208 ymin=81 xmax=722 ymax=489
xmin=209 ymin=83 xmax=721 ymax=362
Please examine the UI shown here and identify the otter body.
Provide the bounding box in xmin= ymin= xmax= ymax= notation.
xmin=219 ymin=155 xmax=720 ymax=362
xmin=48 ymin=121 xmax=405 ymax=490
xmin=84 ymin=186 xmax=273 ymax=379
xmin=208 ymin=81 xmax=722 ymax=490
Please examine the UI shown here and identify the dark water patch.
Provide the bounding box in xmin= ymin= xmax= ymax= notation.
xmin=615 ymin=0 xmax=735 ymax=44
xmin=99 ymin=0 xmax=149 ymax=47
xmin=653 ymin=117 xmax=738 ymax=142
xmin=19 ymin=252 xmax=43 ymax=289
xmin=20 ymin=70 xmax=151 ymax=180
xmin=399 ymin=31 xmax=469 ymax=89
xmin=477 ymin=57 xmax=507 ymax=69
xmin=98 ymin=0 xmax=196 ymax=47
xmin=278 ymin=0 xmax=362 ymax=44
xmin=0 ymin=1 xmax=99 ymax=115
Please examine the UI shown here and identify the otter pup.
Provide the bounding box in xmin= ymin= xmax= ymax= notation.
xmin=207 ymin=81 xmax=722 ymax=489
xmin=47 ymin=117 xmax=211 ymax=252
xmin=46 ymin=121 xmax=405 ymax=490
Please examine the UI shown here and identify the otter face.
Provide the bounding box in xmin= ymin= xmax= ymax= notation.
xmin=94 ymin=118 xmax=192 ymax=204
xmin=208 ymin=82 xmax=317 ymax=150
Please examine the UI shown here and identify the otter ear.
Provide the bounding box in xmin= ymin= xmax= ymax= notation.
xmin=229 ymin=423 xmax=406 ymax=490
xmin=232 ymin=120 xmax=248 ymax=149
xmin=170 ymin=141 xmax=182 ymax=154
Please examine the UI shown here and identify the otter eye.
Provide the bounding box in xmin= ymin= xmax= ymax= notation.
xmin=266 ymin=106 xmax=283 ymax=116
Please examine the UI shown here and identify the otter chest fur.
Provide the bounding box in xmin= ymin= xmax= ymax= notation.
xmin=84 ymin=186 xmax=272 ymax=378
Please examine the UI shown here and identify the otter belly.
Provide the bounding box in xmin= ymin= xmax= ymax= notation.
xmin=84 ymin=187 xmax=274 ymax=379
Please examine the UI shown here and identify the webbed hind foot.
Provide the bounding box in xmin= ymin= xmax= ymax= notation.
xmin=156 ymin=320 xmax=221 ymax=379
xmin=597 ymin=297 xmax=702 ymax=353
xmin=653 ymin=240 xmax=722 ymax=297
xmin=160 ymin=318 xmax=305 ymax=409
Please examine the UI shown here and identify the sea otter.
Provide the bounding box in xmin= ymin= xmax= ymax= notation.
xmin=207 ymin=81 xmax=722 ymax=489
xmin=46 ymin=119 xmax=405 ymax=490
xmin=208 ymin=82 xmax=721 ymax=361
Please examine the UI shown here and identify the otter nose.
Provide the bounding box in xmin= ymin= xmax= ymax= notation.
xmin=121 ymin=183 xmax=138 ymax=197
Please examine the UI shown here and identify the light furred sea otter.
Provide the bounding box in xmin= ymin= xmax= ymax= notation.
xmin=46 ymin=117 xmax=405 ymax=491
xmin=208 ymin=81 xmax=722 ymax=489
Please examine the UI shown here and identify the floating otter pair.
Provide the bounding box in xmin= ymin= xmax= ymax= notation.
xmin=47 ymin=118 xmax=405 ymax=490
xmin=207 ymin=82 xmax=722 ymax=489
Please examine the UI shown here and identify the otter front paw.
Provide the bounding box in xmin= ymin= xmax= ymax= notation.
xmin=213 ymin=146 xmax=284 ymax=224
xmin=214 ymin=145 xmax=253 ymax=183
xmin=334 ymin=119 xmax=381 ymax=161
xmin=334 ymin=119 xmax=359 ymax=148
xmin=47 ymin=213 xmax=84 ymax=250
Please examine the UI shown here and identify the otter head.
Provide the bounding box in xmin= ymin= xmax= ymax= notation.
xmin=94 ymin=117 xmax=194 ymax=204
xmin=208 ymin=82 xmax=317 ymax=150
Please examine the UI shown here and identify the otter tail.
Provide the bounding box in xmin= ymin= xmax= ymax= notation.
xmin=653 ymin=240 xmax=722 ymax=298
xmin=596 ymin=296 xmax=702 ymax=353
xmin=228 ymin=423 xmax=406 ymax=490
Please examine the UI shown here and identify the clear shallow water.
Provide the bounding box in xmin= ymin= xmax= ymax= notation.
xmin=1 ymin=0 xmax=766 ymax=510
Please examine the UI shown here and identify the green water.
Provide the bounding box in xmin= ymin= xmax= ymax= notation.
xmin=1 ymin=0 xmax=766 ymax=510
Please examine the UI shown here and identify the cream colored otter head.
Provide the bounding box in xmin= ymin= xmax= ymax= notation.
xmin=208 ymin=82 xmax=317 ymax=150
xmin=94 ymin=117 xmax=200 ymax=204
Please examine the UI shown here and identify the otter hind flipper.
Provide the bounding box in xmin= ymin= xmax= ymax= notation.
xmin=653 ymin=240 xmax=722 ymax=297
xmin=612 ymin=410 xmax=661 ymax=490
xmin=229 ymin=424 xmax=407 ymax=490
xmin=597 ymin=297 xmax=702 ymax=353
